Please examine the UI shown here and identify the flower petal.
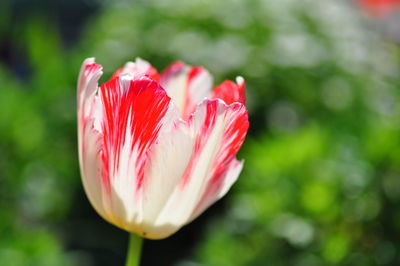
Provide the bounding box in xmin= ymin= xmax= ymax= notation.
xmin=185 ymin=100 xmax=248 ymax=221
xmin=77 ymin=58 xmax=108 ymax=223
xmin=160 ymin=61 xmax=213 ymax=120
xmin=98 ymin=75 xmax=172 ymax=231
xmin=141 ymin=118 xmax=191 ymax=238
xmin=111 ymin=58 xmax=160 ymax=81
xmin=189 ymin=159 xmax=243 ymax=222
xmin=211 ymin=76 xmax=246 ymax=105
xmin=79 ymin=110 xmax=108 ymax=221
xmin=142 ymin=99 xmax=248 ymax=238
xmin=77 ymin=58 xmax=103 ymax=116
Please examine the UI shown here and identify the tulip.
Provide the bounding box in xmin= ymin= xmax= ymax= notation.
xmin=77 ymin=57 xmax=249 ymax=264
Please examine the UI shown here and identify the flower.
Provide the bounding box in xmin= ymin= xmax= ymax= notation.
xmin=77 ymin=57 xmax=249 ymax=239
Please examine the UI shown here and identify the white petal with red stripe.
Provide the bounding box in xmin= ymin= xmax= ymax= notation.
xmin=77 ymin=58 xmax=107 ymax=221
xmin=160 ymin=61 xmax=213 ymax=120
xmin=97 ymin=75 xmax=172 ymax=233
xmin=140 ymin=99 xmax=248 ymax=238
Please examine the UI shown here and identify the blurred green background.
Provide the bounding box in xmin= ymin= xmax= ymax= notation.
xmin=1 ymin=0 xmax=400 ymax=265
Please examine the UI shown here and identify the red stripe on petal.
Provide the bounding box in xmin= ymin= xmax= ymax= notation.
xmin=180 ymin=99 xmax=248 ymax=205
xmin=100 ymin=77 xmax=171 ymax=193
xmin=208 ymin=103 xmax=248 ymax=188
xmin=188 ymin=66 xmax=203 ymax=82
xmin=184 ymin=66 xmax=209 ymax=117
xmin=195 ymin=100 xmax=219 ymax=149
xmin=188 ymin=101 xmax=248 ymax=220
xmin=179 ymin=100 xmax=218 ymax=186
xmin=180 ymin=99 xmax=249 ymax=187
xmin=211 ymin=77 xmax=246 ymax=105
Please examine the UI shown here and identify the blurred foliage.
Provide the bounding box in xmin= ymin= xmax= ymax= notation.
xmin=1 ymin=0 xmax=400 ymax=265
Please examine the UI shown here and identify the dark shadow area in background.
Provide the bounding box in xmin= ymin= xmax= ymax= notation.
xmin=0 ymin=0 xmax=97 ymax=79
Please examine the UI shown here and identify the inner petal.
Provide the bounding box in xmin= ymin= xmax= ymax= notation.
xmin=111 ymin=58 xmax=160 ymax=81
xmin=160 ymin=61 xmax=213 ymax=120
xmin=211 ymin=76 xmax=246 ymax=105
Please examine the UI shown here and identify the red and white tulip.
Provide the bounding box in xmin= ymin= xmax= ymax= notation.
xmin=77 ymin=58 xmax=249 ymax=239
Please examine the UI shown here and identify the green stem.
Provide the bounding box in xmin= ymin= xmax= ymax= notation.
xmin=125 ymin=233 xmax=143 ymax=266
